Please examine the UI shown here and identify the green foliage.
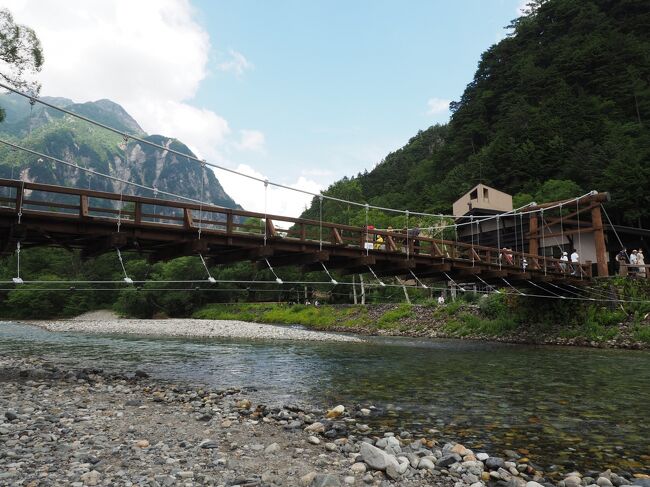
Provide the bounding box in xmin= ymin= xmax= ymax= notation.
xmin=0 ymin=8 xmax=44 ymax=118
xmin=479 ymin=292 xmax=509 ymax=319
xmin=443 ymin=313 xmax=518 ymax=337
xmin=300 ymin=0 xmax=650 ymax=227
xmin=193 ymin=303 xmax=371 ymax=328
xmin=376 ymin=304 xmax=413 ymax=328
xmin=632 ymin=323 xmax=650 ymax=343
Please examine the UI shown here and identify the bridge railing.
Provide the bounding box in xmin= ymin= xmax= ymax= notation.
xmin=0 ymin=178 xmax=591 ymax=277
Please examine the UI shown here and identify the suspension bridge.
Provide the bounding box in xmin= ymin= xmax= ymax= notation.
xmin=0 ymin=82 xmax=628 ymax=302
xmin=0 ymin=177 xmax=607 ymax=284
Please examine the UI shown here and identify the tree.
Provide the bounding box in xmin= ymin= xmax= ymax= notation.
xmin=0 ymin=8 xmax=44 ymax=121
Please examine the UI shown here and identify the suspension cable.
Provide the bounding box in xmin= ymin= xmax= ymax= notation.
xmin=320 ymin=262 xmax=338 ymax=285
xmin=319 ymin=195 xmax=324 ymax=251
xmin=12 ymin=242 xmax=23 ymax=284
xmin=116 ymin=248 xmax=133 ymax=284
xmin=367 ymin=265 xmax=386 ymax=287
xmin=264 ymin=258 xmax=283 ymax=284
xmin=199 ymin=160 xmax=206 ymax=239
xmin=198 ymin=253 xmax=216 ymax=283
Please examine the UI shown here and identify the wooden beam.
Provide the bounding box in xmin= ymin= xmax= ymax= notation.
xmin=260 ymin=250 xmax=329 ymax=269
xmin=80 ymin=195 xmax=90 ymax=218
xmin=591 ymin=206 xmax=608 ymax=277
xmin=373 ymin=260 xmax=416 ymax=277
xmin=330 ymin=228 xmax=344 ymax=245
xmin=209 ymin=246 xmax=274 ymax=265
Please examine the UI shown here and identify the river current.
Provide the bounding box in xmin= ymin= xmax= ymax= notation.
xmin=1 ymin=322 xmax=648 ymax=474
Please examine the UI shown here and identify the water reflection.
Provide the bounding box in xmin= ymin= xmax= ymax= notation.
xmin=0 ymin=322 xmax=648 ymax=473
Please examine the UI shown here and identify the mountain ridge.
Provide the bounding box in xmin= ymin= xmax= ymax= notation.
xmin=0 ymin=93 xmax=240 ymax=209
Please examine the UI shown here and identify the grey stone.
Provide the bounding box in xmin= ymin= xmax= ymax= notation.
xmin=630 ymin=481 xmax=650 ymax=487
xmin=418 ymin=458 xmax=435 ymax=470
xmin=437 ymin=453 xmax=462 ymax=468
xmin=485 ymin=457 xmax=506 ymax=470
xmin=264 ymin=442 xmax=281 ymax=454
xmin=598 ymin=479 xmax=614 ymax=487
xmin=312 ymin=474 xmax=342 ymax=487
xmin=565 ymin=477 xmax=582 ymax=487
xmin=360 ymin=442 xmax=399 ymax=472
xmin=199 ymin=439 xmax=218 ymax=449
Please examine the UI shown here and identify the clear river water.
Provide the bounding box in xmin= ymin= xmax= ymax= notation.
xmin=1 ymin=322 xmax=649 ymax=475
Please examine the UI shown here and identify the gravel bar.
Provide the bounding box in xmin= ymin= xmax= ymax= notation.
xmin=29 ymin=318 xmax=364 ymax=343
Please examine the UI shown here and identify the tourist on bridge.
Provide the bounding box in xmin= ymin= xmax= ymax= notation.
xmin=408 ymin=226 xmax=421 ymax=254
xmin=629 ymin=250 xmax=638 ymax=275
xmin=616 ymin=249 xmax=628 ymax=275
xmin=637 ymin=250 xmax=646 ymax=277
xmin=374 ymin=233 xmax=385 ymax=250
xmin=501 ymin=247 xmax=513 ymax=265
xmin=560 ymin=251 xmax=569 ymax=272
xmin=570 ymin=249 xmax=580 ymax=275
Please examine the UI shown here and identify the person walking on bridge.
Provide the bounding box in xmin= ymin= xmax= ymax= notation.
xmin=570 ymin=249 xmax=580 ymax=276
xmin=636 ymin=250 xmax=645 ymax=277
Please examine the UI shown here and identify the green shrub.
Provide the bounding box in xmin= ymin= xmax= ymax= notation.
xmin=377 ymin=304 xmax=413 ymax=328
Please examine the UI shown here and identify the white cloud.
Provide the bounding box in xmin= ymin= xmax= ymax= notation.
xmin=4 ymin=0 xmax=231 ymax=161
xmin=427 ymin=97 xmax=451 ymax=116
xmin=235 ymin=129 xmax=266 ymax=153
xmin=214 ymin=164 xmax=322 ymax=220
xmin=217 ymin=49 xmax=253 ymax=77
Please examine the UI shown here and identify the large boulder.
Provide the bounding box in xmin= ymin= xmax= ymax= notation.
xmin=360 ymin=442 xmax=400 ymax=472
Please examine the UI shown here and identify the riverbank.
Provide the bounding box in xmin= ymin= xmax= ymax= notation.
xmin=191 ymin=300 xmax=650 ymax=349
xmin=2 ymin=355 xmax=648 ymax=487
xmin=27 ymin=315 xmax=364 ymax=343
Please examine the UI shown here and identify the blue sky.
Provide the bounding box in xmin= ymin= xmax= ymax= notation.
xmin=8 ymin=0 xmax=525 ymax=215
xmin=192 ymin=0 xmax=524 ymax=189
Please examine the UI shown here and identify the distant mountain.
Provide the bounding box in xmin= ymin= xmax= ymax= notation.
xmin=0 ymin=93 xmax=240 ymax=210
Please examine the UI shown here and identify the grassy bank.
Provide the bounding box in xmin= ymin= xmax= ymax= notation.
xmin=192 ymin=283 xmax=650 ymax=348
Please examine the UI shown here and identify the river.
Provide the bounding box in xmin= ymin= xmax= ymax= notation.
xmin=1 ymin=322 xmax=648 ymax=474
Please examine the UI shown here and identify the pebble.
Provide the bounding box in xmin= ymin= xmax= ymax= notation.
xmin=308 ymin=436 xmax=321 ymax=445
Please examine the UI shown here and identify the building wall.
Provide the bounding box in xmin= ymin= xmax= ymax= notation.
xmin=452 ymin=184 xmax=513 ymax=217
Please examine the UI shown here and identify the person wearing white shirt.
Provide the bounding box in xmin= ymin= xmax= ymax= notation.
xmin=630 ymin=250 xmax=638 ymax=275
xmin=560 ymin=251 xmax=569 ymax=272
xmin=570 ymin=249 xmax=579 ymax=275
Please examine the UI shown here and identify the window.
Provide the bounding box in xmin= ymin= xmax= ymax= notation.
xmin=470 ymin=189 xmax=478 ymax=200
xmin=483 ymin=188 xmax=489 ymax=200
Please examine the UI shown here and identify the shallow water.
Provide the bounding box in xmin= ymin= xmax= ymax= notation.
xmin=1 ymin=322 xmax=648 ymax=474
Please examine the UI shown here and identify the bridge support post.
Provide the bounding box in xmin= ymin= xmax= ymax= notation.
xmin=591 ymin=205 xmax=609 ymax=277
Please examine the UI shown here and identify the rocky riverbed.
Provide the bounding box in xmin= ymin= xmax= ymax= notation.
xmin=1 ymin=356 xmax=649 ymax=487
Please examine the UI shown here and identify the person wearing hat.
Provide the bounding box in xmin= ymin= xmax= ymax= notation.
xmin=560 ymin=251 xmax=569 ymax=272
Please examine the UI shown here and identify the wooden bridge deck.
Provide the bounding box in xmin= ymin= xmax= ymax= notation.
xmin=0 ymin=179 xmax=592 ymax=284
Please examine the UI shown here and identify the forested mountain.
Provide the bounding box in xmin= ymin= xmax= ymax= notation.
xmin=0 ymin=93 xmax=240 ymax=209
xmin=303 ymin=0 xmax=650 ymax=228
